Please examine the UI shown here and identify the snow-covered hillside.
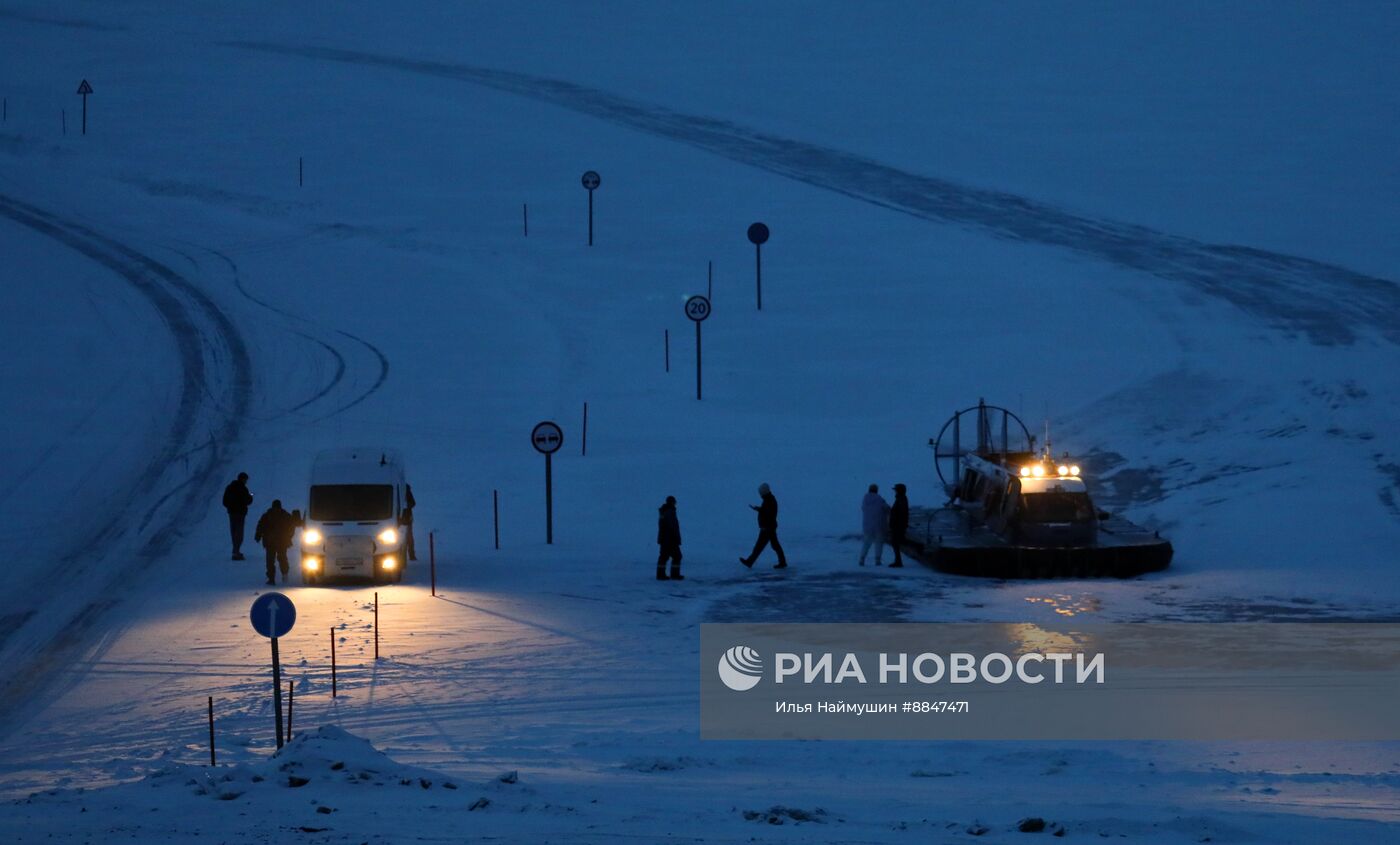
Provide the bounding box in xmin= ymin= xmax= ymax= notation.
xmin=0 ymin=2 xmax=1396 ymax=842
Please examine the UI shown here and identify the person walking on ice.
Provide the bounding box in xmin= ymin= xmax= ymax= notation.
xmin=222 ymin=472 xmax=253 ymax=560
xmin=740 ymin=483 xmax=787 ymax=569
xmin=656 ymin=495 xmax=683 ymax=581
xmin=858 ymin=484 xmax=889 ymax=566
xmin=888 ymin=483 xmax=908 ymax=568
xmin=254 ymin=499 xmax=296 ymax=585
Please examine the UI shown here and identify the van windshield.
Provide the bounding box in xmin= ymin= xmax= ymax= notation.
xmin=309 ymin=484 xmax=393 ymax=521
xmin=1020 ymin=492 xmax=1095 ymax=524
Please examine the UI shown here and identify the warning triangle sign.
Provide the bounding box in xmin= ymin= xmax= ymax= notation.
xmin=77 ymin=79 xmax=93 ymax=95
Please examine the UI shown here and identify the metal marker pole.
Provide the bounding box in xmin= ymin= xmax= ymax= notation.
xmin=523 ymin=203 xmax=528 ymax=237
xmin=429 ymin=530 xmax=436 ymax=596
xmin=545 ymin=453 xmax=554 ymax=544
xmin=208 ymin=696 xmax=216 ymax=766
xmin=582 ymin=402 xmax=588 ymax=457
xmin=286 ymin=681 xmax=294 ymax=743
xmin=695 ymin=321 xmax=703 ymax=401
xmin=587 ymin=189 xmax=594 ymax=246
xmin=664 ymin=329 xmax=670 ymax=373
xmin=374 ymin=592 xmax=380 ymax=660
xmin=493 ymin=489 xmax=500 ymax=550
xmin=80 ymin=93 xmax=86 ymax=135
xmin=708 ymin=260 xmax=713 ymax=301
xmin=271 ymin=637 xmax=284 ymax=749
xmin=299 ymin=157 xmax=303 ymax=187
xmin=755 ymin=244 xmax=762 ymax=311
xmin=330 ymin=628 xmax=337 ymax=698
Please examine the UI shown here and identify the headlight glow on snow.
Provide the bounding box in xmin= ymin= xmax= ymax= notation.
xmin=303 ymin=528 xmax=323 ymax=545
xmin=377 ymin=528 xmax=398 ymax=545
xmin=381 ymin=556 xmax=397 ymax=570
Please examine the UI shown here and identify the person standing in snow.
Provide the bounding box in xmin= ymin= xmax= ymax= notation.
xmin=656 ymin=496 xmax=683 ymax=581
xmin=400 ymin=484 xmax=418 ymax=561
xmin=888 ymin=483 xmax=909 ymax=568
xmin=222 ymin=472 xmax=254 ymax=560
xmin=740 ymin=483 xmax=788 ymax=569
xmin=254 ymin=499 xmax=296 ymax=585
xmin=858 ymin=484 xmax=890 ymax=566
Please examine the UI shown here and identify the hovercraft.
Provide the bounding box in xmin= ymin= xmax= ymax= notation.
xmin=908 ymin=400 xmax=1172 ymax=578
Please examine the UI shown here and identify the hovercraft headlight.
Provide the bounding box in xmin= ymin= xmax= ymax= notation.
xmin=302 ymin=528 xmax=323 ymax=545
xmin=1020 ymin=466 xmax=1031 ymax=477
xmin=1032 ymin=464 xmax=1046 ymax=477
xmin=377 ymin=528 xmax=399 ymax=545
xmin=1070 ymin=465 xmax=1081 ymax=476
xmin=1057 ymin=465 xmax=1069 ymax=476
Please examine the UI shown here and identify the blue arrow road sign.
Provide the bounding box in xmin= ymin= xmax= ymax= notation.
xmin=250 ymin=592 xmax=296 ymax=639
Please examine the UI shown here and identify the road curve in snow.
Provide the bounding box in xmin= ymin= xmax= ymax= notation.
xmin=0 ymin=195 xmax=251 ymax=729
xmin=225 ymin=41 xmax=1400 ymax=347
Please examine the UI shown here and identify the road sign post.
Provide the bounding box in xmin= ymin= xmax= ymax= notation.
xmin=685 ymin=295 xmax=711 ymax=401
xmin=747 ymin=223 xmax=769 ymax=310
xmin=76 ymin=79 xmax=91 ymax=135
xmin=250 ymin=592 xmax=296 ymax=749
xmin=531 ymin=421 xmax=564 ymax=543
xmin=581 ymin=171 xmax=600 ymax=245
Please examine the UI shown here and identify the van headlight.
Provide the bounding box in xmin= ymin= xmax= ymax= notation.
xmin=303 ymin=528 xmax=323 ymax=545
xmin=377 ymin=528 xmax=399 ymax=545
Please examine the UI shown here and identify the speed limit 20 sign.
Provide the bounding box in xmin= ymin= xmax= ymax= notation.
xmin=685 ymin=295 xmax=711 ymax=322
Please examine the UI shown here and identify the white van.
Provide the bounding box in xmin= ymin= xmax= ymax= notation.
xmin=299 ymin=448 xmax=410 ymax=585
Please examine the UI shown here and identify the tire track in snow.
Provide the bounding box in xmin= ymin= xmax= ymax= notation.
xmin=225 ymin=41 xmax=1400 ymax=347
xmin=0 ymin=194 xmax=251 ymax=728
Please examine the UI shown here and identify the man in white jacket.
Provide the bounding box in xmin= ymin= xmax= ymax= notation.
xmin=858 ymin=484 xmax=890 ymax=566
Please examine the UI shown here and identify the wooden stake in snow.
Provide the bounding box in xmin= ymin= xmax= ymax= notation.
xmin=207 ymin=696 xmax=216 ymax=766
xmin=493 ymin=489 xmax=500 ymax=550
xmin=429 ymin=530 xmax=437 ymax=596
xmin=330 ymin=627 xmax=337 ymax=699
xmin=286 ymin=680 xmax=295 ymax=742
xmin=374 ymin=591 xmax=380 ymax=660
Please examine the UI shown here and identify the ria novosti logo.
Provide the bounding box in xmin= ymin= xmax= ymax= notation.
xmin=717 ymin=645 xmax=763 ymax=691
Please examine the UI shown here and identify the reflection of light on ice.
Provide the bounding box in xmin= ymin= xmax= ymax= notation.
xmin=1024 ymin=593 xmax=1103 ymax=617
xmin=999 ymin=623 xmax=1098 ymax=657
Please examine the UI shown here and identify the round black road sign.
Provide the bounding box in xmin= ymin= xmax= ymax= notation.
xmin=685 ymin=295 xmax=711 ymax=323
xmin=531 ymin=421 xmax=564 ymax=454
xmin=581 ymin=171 xmax=601 ymax=190
xmin=746 ymin=222 xmax=770 ymax=245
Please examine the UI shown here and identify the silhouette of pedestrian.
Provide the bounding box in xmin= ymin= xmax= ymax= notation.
xmin=401 ymin=484 xmax=417 ymax=561
xmin=222 ymin=472 xmax=253 ymax=560
xmin=657 ymin=496 xmax=683 ymax=581
xmin=254 ymin=499 xmax=296 ymax=585
xmin=858 ymin=484 xmax=889 ymax=566
xmin=889 ymin=483 xmax=909 ymax=568
xmin=740 ymin=483 xmax=787 ymax=569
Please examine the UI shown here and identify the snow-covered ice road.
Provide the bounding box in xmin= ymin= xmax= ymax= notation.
xmin=0 ymin=194 xmax=250 ymax=720
xmin=227 ymin=41 xmax=1400 ymax=347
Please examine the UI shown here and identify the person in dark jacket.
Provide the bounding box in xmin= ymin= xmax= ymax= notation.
xmin=888 ymin=483 xmax=909 ymax=568
xmin=222 ymin=472 xmax=254 ymax=560
xmin=400 ymin=484 xmax=417 ymax=561
xmin=740 ymin=483 xmax=787 ymax=569
xmin=254 ymin=499 xmax=296 ymax=585
xmin=656 ymin=496 xmax=683 ymax=580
